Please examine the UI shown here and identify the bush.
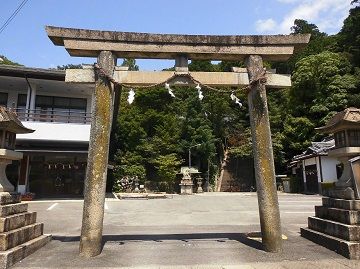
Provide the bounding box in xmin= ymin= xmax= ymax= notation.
xmin=112 ymin=164 xmax=146 ymax=192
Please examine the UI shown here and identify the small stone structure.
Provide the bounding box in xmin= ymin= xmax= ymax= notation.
xmin=179 ymin=168 xmax=193 ymax=195
xmin=0 ymin=107 xmax=51 ymax=268
xmin=301 ymin=108 xmax=360 ymax=259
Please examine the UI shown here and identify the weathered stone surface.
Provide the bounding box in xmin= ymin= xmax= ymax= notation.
xmin=0 ymin=212 xmax=36 ymax=232
xmin=0 ymin=223 xmax=43 ymax=251
xmin=63 ymin=39 xmax=296 ymax=61
xmin=46 ymin=26 xmax=310 ymax=61
xmin=246 ymin=55 xmax=282 ymax=253
xmin=79 ymin=51 xmax=116 ymax=258
xmin=301 ymin=227 xmax=360 ymax=260
xmin=323 ymin=197 xmax=360 ymax=210
xmin=308 ymin=216 xmax=360 ymax=241
xmin=315 ymin=205 xmax=360 ymax=225
xmin=66 ymin=68 xmax=292 ymax=89
xmin=0 ymin=234 xmax=51 ymax=269
xmin=0 ymin=204 xmax=27 ymax=217
xmin=0 ymin=193 xmax=20 ymax=206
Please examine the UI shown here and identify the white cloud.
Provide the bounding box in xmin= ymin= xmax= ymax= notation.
xmin=255 ymin=18 xmax=277 ymax=33
xmin=255 ymin=0 xmax=352 ymax=34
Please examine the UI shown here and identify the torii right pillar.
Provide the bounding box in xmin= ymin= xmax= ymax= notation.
xmin=246 ymin=55 xmax=282 ymax=252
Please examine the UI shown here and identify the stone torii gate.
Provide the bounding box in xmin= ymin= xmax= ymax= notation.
xmin=45 ymin=26 xmax=310 ymax=257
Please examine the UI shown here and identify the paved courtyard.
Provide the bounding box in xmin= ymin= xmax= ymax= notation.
xmin=13 ymin=193 xmax=360 ymax=268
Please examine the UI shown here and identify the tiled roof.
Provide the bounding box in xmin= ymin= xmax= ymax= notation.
xmin=0 ymin=107 xmax=34 ymax=134
xmin=316 ymin=107 xmax=360 ymax=133
xmin=292 ymin=137 xmax=335 ymax=161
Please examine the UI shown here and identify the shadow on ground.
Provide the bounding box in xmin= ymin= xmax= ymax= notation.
xmin=53 ymin=232 xmax=264 ymax=251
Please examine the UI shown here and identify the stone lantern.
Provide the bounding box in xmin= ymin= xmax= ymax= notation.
xmin=301 ymin=107 xmax=360 ymax=259
xmin=0 ymin=107 xmax=50 ymax=268
xmin=0 ymin=107 xmax=34 ymax=192
xmin=316 ymin=107 xmax=360 ymax=199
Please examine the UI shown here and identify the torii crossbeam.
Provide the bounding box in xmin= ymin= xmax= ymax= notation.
xmin=46 ymin=26 xmax=310 ymax=258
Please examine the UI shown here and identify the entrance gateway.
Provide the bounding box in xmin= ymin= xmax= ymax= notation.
xmin=45 ymin=26 xmax=310 ymax=257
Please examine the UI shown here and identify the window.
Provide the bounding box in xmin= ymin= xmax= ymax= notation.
xmin=0 ymin=92 xmax=8 ymax=107
xmin=17 ymin=94 xmax=27 ymax=108
xmin=35 ymin=95 xmax=87 ymax=123
xmin=16 ymin=94 xmax=28 ymax=119
xmin=334 ymin=131 xmax=346 ymax=147
xmin=348 ymin=129 xmax=360 ymax=147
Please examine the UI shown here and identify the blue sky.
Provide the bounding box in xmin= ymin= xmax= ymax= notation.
xmin=0 ymin=0 xmax=354 ymax=70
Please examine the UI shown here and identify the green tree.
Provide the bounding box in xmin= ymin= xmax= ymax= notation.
xmin=337 ymin=1 xmax=360 ymax=66
xmin=282 ymin=51 xmax=359 ymax=159
xmin=0 ymin=55 xmax=21 ymax=66
xmin=273 ymin=19 xmax=336 ymax=74
xmin=121 ymin=58 xmax=139 ymax=71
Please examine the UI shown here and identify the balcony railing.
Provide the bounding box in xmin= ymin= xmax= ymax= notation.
xmin=14 ymin=109 xmax=92 ymax=124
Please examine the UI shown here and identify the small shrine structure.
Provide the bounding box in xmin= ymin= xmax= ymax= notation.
xmin=0 ymin=107 xmax=51 ymax=268
xmin=301 ymin=107 xmax=360 ymax=259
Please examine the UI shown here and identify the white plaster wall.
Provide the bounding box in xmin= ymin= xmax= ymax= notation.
xmin=320 ymin=156 xmax=340 ymax=182
xmin=17 ymin=122 xmax=91 ymax=142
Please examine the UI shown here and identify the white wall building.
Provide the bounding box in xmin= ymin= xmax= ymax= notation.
xmin=291 ymin=138 xmax=341 ymax=193
xmin=0 ymin=65 xmax=93 ymax=196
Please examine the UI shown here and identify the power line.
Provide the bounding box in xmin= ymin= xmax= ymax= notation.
xmin=0 ymin=0 xmax=29 ymax=35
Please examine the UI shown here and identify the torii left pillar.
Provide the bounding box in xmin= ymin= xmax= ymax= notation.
xmin=246 ymin=55 xmax=282 ymax=252
xmin=80 ymin=51 xmax=116 ymax=257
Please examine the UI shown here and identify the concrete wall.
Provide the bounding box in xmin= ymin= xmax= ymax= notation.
xmin=320 ymin=156 xmax=339 ymax=183
xmin=1 ymin=84 xmax=92 ymax=143
xmin=17 ymin=121 xmax=90 ymax=142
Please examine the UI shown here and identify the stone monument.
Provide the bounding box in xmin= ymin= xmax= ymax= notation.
xmin=179 ymin=168 xmax=193 ymax=195
xmin=0 ymin=107 xmax=51 ymax=268
xmin=301 ymin=107 xmax=360 ymax=259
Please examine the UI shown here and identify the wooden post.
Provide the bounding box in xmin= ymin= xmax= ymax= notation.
xmin=246 ymin=55 xmax=282 ymax=252
xmin=79 ymin=51 xmax=116 ymax=257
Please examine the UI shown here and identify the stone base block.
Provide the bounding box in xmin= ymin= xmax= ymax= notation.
xmin=0 ymin=193 xmax=20 ymax=206
xmin=324 ymin=187 xmax=355 ymax=200
xmin=0 ymin=223 xmax=43 ymax=251
xmin=180 ymin=183 xmax=193 ymax=195
xmin=301 ymin=227 xmax=360 ymax=259
xmin=322 ymin=197 xmax=360 ymax=210
xmin=315 ymin=206 xmax=360 ymax=225
xmin=0 ymin=203 xmax=28 ymax=218
xmin=0 ymin=234 xmax=51 ymax=269
xmin=308 ymin=216 xmax=360 ymax=241
xmin=0 ymin=192 xmax=50 ymax=268
xmin=0 ymin=212 xmax=37 ymax=232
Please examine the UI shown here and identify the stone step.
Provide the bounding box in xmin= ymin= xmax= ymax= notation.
xmin=315 ymin=206 xmax=360 ymax=225
xmin=308 ymin=216 xmax=360 ymax=241
xmin=0 ymin=223 xmax=43 ymax=251
xmin=0 ymin=212 xmax=37 ymax=233
xmin=0 ymin=234 xmax=51 ymax=269
xmin=0 ymin=193 xmax=21 ymax=206
xmin=0 ymin=203 xmax=27 ymax=218
xmin=301 ymin=227 xmax=360 ymax=260
xmin=322 ymin=197 xmax=360 ymax=210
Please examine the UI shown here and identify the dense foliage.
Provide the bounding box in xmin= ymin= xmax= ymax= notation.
xmin=3 ymin=2 xmax=360 ymax=192
xmin=110 ymin=2 xmax=360 ymax=190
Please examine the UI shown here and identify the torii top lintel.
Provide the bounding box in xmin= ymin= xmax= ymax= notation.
xmin=45 ymin=26 xmax=310 ymax=62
